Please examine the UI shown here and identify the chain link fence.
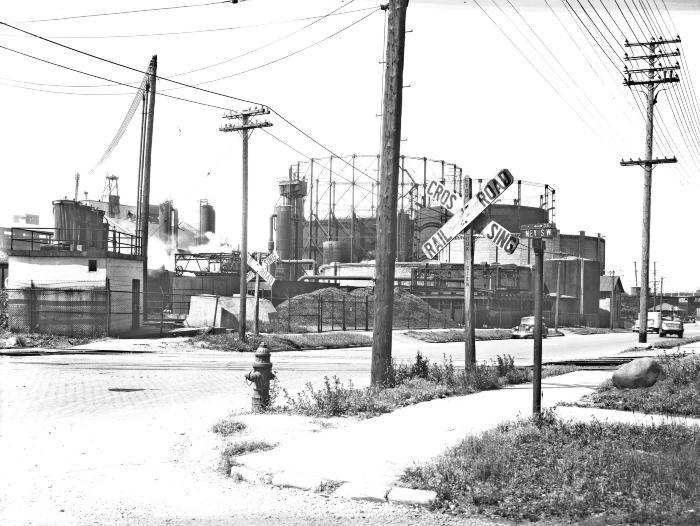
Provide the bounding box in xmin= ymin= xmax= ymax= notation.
xmin=4 ymin=287 xmax=108 ymax=336
xmin=274 ymin=294 xmax=453 ymax=333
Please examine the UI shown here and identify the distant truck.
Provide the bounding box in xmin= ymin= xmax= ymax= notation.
xmin=632 ymin=311 xmax=684 ymax=337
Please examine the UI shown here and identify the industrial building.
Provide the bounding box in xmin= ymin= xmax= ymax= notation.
xmin=6 ymin=200 xmax=143 ymax=335
xmin=81 ymin=175 xmax=216 ymax=253
xmin=269 ymin=154 xmax=606 ymax=326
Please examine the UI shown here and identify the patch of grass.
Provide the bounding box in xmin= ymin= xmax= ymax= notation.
xmin=404 ymin=329 xmax=513 ymax=343
xmin=652 ymin=335 xmax=700 ymax=349
xmin=219 ymin=439 xmax=277 ymax=475
xmin=281 ymin=332 xmax=372 ymax=349
xmin=273 ymin=352 xmax=578 ymax=418
xmin=211 ymin=418 xmax=247 ymax=436
xmin=0 ymin=330 xmax=101 ymax=349
xmin=565 ymin=327 xmax=630 ymax=335
xmin=401 ymin=412 xmax=700 ymax=524
xmin=579 ymin=354 xmax=700 ymax=417
xmin=190 ymin=331 xmax=372 ymax=352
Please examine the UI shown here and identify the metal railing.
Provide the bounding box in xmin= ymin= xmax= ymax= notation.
xmin=10 ymin=227 xmax=141 ymax=256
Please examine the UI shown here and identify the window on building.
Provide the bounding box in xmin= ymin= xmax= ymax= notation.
xmin=88 ymin=259 xmax=97 ymax=272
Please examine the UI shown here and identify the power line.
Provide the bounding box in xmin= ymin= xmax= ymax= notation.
xmin=13 ymin=0 xmax=236 ymax=24
xmin=0 ymin=2 xmax=373 ymax=91
xmin=500 ymin=0 xmax=630 ymax=149
xmin=0 ymin=42 xmax=232 ymax=111
xmin=472 ymin=1 xmax=601 ymax=140
xmin=0 ymin=6 xmax=376 ymax=39
xmin=0 ymin=9 xmax=381 ymax=184
xmin=159 ymin=0 xmax=362 ymax=80
xmin=160 ymin=6 xmax=380 ymax=90
xmin=641 ymin=0 xmax=700 ymax=164
xmin=565 ymin=0 xmax=691 ymax=182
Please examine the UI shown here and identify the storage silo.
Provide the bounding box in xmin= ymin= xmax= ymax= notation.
xmin=396 ymin=211 xmax=414 ymax=262
xmin=275 ymin=204 xmax=293 ymax=280
xmin=322 ymin=240 xmax=350 ymax=265
xmin=158 ymin=200 xmax=178 ymax=248
xmin=199 ymin=199 xmax=216 ymax=239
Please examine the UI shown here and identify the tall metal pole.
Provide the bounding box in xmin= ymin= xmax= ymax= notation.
xmin=371 ymin=0 xmax=408 ymax=387
xmin=554 ymin=259 xmax=561 ymax=331
xmin=464 ymin=177 xmax=475 ymax=367
xmin=610 ymin=270 xmax=615 ymax=330
xmin=140 ymin=56 xmax=157 ymax=322
xmin=533 ymin=239 xmax=544 ymax=415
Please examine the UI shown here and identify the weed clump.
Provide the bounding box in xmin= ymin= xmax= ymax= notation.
xmin=273 ymin=352 xmax=570 ymax=418
xmin=211 ymin=418 xmax=247 ymax=436
xmin=219 ymin=440 xmax=277 ymax=475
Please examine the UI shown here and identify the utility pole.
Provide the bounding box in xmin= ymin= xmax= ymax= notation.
xmin=621 ymin=37 xmax=680 ymax=343
xmin=371 ymin=0 xmax=409 ymax=387
xmin=464 ymin=178 xmax=475 ymax=367
xmin=660 ymin=276 xmax=664 ymax=314
xmin=220 ymin=107 xmax=272 ymax=341
xmin=138 ymin=55 xmax=157 ymax=322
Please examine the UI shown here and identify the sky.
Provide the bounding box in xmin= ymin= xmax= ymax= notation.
xmin=0 ymin=0 xmax=699 ymax=292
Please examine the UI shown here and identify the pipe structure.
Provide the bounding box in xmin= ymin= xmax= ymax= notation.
xmin=268 ymin=214 xmax=276 ymax=253
xmin=297 ymin=274 xmax=407 ymax=283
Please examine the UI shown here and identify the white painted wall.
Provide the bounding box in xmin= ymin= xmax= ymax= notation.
xmin=7 ymin=255 xmax=106 ymax=288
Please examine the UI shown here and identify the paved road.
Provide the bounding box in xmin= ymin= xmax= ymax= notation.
xmin=1 ymin=327 xmax=696 ymax=524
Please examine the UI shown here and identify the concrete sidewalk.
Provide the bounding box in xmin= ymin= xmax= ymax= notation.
xmin=233 ymin=370 xmax=611 ymax=490
xmin=233 ymin=367 xmax=700 ymax=504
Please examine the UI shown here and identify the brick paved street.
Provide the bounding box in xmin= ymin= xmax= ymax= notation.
xmin=1 ymin=349 xmax=485 ymax=525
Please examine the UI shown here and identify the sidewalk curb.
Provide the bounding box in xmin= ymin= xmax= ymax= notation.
xmin=230 ymin=466 xmax=435 ymax=507
xmin=0 ymin=349 xmax=153 ymax=357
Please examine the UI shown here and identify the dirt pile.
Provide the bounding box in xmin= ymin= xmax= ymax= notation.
xmin=276 ymin=288 xmax=457 ymax=330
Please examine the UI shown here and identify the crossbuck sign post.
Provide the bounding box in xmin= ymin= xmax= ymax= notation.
xmin=246 ymin=250 xmax=278 ymax=336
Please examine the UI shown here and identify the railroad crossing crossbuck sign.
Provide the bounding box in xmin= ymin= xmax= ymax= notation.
xmin=422 ymin=169 xmax=515 ymax=259
xmin=246 ymin=250 xmax=279 ymax=286
xmin=480 ymin=220 xmax=519 ymax=255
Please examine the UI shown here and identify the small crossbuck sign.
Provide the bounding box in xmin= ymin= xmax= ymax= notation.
xmin=246 ymin=250 xmax=278 ymax=285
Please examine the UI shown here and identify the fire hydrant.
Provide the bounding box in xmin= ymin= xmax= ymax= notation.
xmin=245 ymin=342 xmax=275 ymax=412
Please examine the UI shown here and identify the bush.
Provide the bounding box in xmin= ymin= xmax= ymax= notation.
xmin=402 ymin=414 xmax=700 ymax=524
xmin=275 ymin=352 xmax=554 ymax=419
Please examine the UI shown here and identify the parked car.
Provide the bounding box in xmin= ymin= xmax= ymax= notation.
xmin=511 ymin=316 xmax=547 ymax=339
xmin=659 ymin=317 xmax=684 ymax=338
xmin=632 ymin=312 xmax=662 ymax=333
xmin=633 ymin=314 xmax=684 ymax=337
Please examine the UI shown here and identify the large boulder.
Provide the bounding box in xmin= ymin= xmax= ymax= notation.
xmin=612 ymin=357 xmax=662 ymax=388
